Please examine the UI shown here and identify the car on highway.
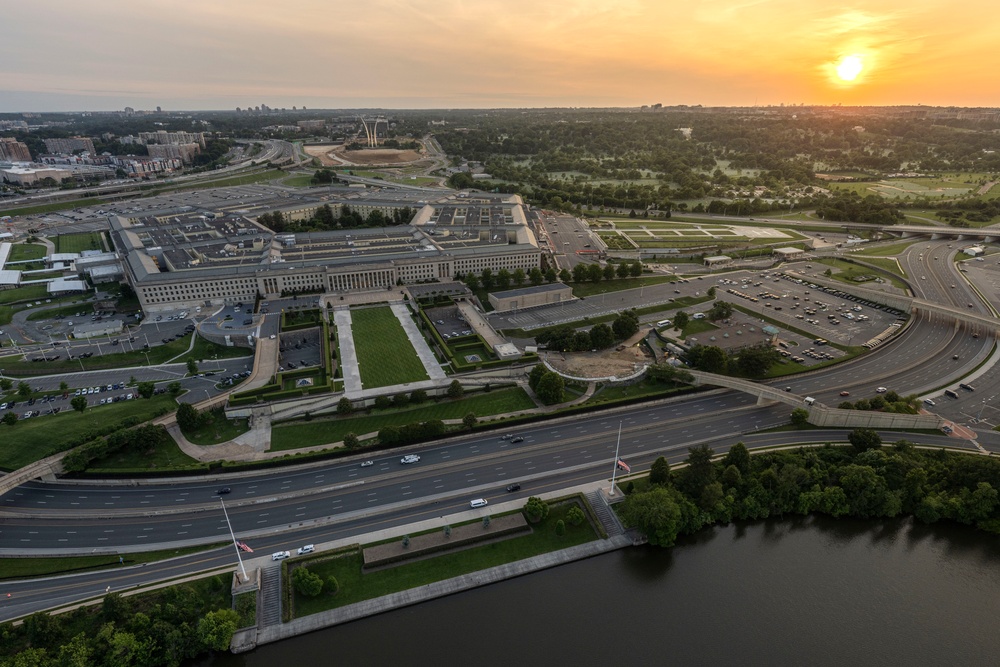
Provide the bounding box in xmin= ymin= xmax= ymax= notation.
xmin=216 ymin=487 xmax=231 ymax=495
xmin=839 ymin=391 xmax=850 ymax=397
xmin=511 ymin=436 xmax=524 ymax=443
xmin=400 ymin=454 xmax=421 ymax=464
xmin=506 ymin=483 xmax=521 ymax=492
xmin=470 ymin=498 xmax=488 ymax=508
xmin=271 ymin=551 xmax=290 ymax=561
xmin=360 ymin=460 xmax=374 ymax=467
xmin=876 ymin=387 xmax=887 ymax=393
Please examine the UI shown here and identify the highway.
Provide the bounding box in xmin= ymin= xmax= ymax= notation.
xmin=1 ymin=218 xmax=998 ymax=620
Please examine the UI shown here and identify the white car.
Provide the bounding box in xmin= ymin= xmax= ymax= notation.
xmin=876 ymin=387 xmax=887 ymax=393
xmin=470 ymin=498 xmax=488 ymax=508
xmin=271 ymin=551 xmax=290 ymax=561
xmin=297 ymin=544 xmax=315 ymax=555
xmin=400 ymin=454 xmax=421 ymax=464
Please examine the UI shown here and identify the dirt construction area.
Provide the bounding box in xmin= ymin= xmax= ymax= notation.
xmin=544 ymin=339 xmax=653 ymax=379
xmin=303 ymin=145 xmax=423 ymax=167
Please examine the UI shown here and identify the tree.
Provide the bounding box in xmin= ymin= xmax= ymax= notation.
xmin=572 ymin=264 xmax=589 ymax=283
xmin=292 ymin=567 xmax=325 ymax=597
xmin=588 ymin=264 xmax=603 ymax=283
xmin=672 ymin=311 xmax=690 ymax=331
xmin=480 ymin=267 xmax=495 ymax=290
xmin=566 ymin=505 xmax=586 ymax=526
xmin=176 ymin=402 xmax=200 ymax=432
xmin=197 ymin=609 xmax=240 ymax=651
xmin=790 ymin=408 xmax=810 ymax=427
xmin=393 ymin=393 xmax=409 ymax=408
xmin=677 ymin=444 xmax=717 ymax=497
xmin=463 ymin=412 xmax=477 ymax=429
xmin=410 ymin=388 xmax=427 ymax=403
xmin=849 ymin=428 xmax=882 ymax=453
xmin=707 ymin=286 xmax=717 ymax=298
xmin=530 ymin=267 xmax=545 ymax=285
xmin=186 ymin=358 xmax=198 ymax=376
xmin=722 ymin=442 xmax=751 ymax=476
xmin=168 ymin=381 xmax=183 ymax=397
xmin=343 ymin=432 xmax=359 ymax=449
xmin=629 ymin=261 xmax=643 ymax=277
xmin=649 ymin=456 xmax=672 ymax=486
xmin=524 ymin=496 xmax=549 ymax=523
xmin=620 ymin=486 xmax=683 ymax=547
xmin=337 ymin=396 xmax=353 ymax=415
xmin=603 ymin=264 xmax=616 ymax=281
xmin=137 ymin=381 xmax=155 ymax=399
xmin=71 ymin=396 xmax=87 ymax=413
xmin=447 ymin=380 xmax=464 ymax=399
xmin=535 ymin=372 xmax=565 ymax=405
xmin=612 ymin=310 xmax=639 ymax=339
xmin=2 ymin=411 xmax=16 ymax=426
xmin=496 ymin=268 xmax=511 ymax=290
xmin=689 ymin=345 xmax=728 ymax=374
xmin=464 ymin=272 xmax=480 ymax=291
xmin=616 ymin=262 xmax=631 ymax=279
xmin=374 ymin=395 xmax=392 ymax=410
xmin=59 ymin=381 xmax=69 ymax=393
xmin=0 ymin=377 xmax=11 ymax=391
xmin=734 ymin=344 xmax=780 ymax=378
xmin=589 ymin=323 xmax=615 ymax=350
xmin=707 ymin=300 xmax=733 ymax=321
xmin=17 ymin=381 xmax=31 ymax=398
xmin=528 ymin=364 xmax=547 ymax=391
xmin=513 ymin=268 xmax=526 ymax=287
xmin=558 ymin=268 xmax=572 ymax=283
xmin=555 ymin=519 xmax=566 ymax=535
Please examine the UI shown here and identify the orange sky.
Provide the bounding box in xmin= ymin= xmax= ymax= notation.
xmin=2 ymin=0 xmax=998 ymax=111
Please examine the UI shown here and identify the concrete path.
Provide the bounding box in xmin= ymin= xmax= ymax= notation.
xmin=390 ymin=301 xmax=446 ymax=380
xmin=332 ymin=309 xmax=362 ymax=394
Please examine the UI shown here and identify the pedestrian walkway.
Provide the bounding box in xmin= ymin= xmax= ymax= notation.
xmin=260 ymin=563 xmax=283 ymax=628
xmin=332 ymin=309 xmax=362 ymax=394
xmin=390 ymin=301 xmax=446 ymax=380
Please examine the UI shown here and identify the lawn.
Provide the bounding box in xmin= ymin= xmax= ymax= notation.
xmin=7 ymin=243 xmax=47 ymax=262
xmin=26 ymin=302 xmax=94 ymax=321
xmin=0 ymin=197 xmax=105 ymax=218
xmin=0 ymin=394 xmax=179 ymax=470
xmin=282 ymin=174 xmax=317 ymax=187
xmin=55 ymin=231 xmax=105 ymax=253
xmin=852 ymin=240 xmax=921 ymax=257
xmin=87 ymin=424 xmax=204 ymax=472
xmin=0 ymin=542 xmax=226 ymax=580
xmin=270 ymin=387 xmax=535 ymax=449
xmin=150 ymin=169 xmax=287 ymax=194
xmin=570 ymin=275 xmax=676 ymax=298
xmin=349 ymin=306 xmax=429 ymax=388
xmin=182 ymin=407 xmax=250 ymax=446
xmin=0 ymin=282 xmax=51 ymax=305
xmin=583 ymin=379 xmax=680 ymax=406
xmin=177 ymin=335 xmax=255 ymax=363
xmin=292 ymin=501 xmax=596 ymax=617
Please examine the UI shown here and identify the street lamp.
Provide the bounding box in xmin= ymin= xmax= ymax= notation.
xmin=609 ymin=422 xmax=623 ymax=496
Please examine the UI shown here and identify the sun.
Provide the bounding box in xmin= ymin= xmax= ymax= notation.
xmin=836 ymin=55 xmax=864 ymax=82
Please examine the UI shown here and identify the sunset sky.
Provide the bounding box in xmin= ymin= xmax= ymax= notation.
xmin=2 ymin=0 xmax=998 ymax=112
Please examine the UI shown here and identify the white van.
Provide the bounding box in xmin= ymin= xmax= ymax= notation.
xmin=470 ymin=498 xmax=488 ymax=508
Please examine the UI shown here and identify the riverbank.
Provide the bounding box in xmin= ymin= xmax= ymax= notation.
xmin=233 ymin=482 xmax=632 ymax=652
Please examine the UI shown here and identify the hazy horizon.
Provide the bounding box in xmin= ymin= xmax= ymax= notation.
xmin=3 ymin=0 xmax=999 ymax=113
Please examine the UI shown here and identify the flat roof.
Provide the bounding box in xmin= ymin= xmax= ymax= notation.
xmin=491 ymin=283 xmax=572 ymax=299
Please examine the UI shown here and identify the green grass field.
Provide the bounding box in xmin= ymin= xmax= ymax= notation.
xmin=270 ymin=387 xmax=535 ymax=449
xmin=7 ymin=243 xmax=47 ymax=262
xmin=0 ymin=197 xmax=105 ymax=218
xmin=55 ymin=232 xmax=105 ymax=253
xmin=281 ymin=174 xmax=317 ymax=187
xmin=852 ymin=240 xmax=921 ymax=257
xmin=149 ymin=169 xmax=286 ymax=195
xmin=0 ymin=394 xmax=178 ymax=470
xmin=0 ymin=283 xmax=53 ymax=305
xmin=181 ymin=407 xmax=250 ymax=446
xmin=349 ymin=306 xmax=429 ymax=389
xmin=292 ymin=502 xmax=596 ymax=617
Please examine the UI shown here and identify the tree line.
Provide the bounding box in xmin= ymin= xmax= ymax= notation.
xmin=620 ymin=433 xmax=1000 ymax=549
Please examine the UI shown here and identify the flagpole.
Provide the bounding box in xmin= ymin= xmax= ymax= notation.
xmin=609 ymin=421 xmax=622 ymax=496
xmin=220 ymin=498 xmax=248 ymax=582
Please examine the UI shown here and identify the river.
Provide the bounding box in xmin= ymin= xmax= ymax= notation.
xmin=193 ymin=515 xmax=1000 ymax=666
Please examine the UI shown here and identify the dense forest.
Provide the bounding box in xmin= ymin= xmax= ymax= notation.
xmin=620 ymin=435 xmax=1000 ymax=549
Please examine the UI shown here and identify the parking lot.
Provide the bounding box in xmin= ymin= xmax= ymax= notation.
xmin=278 ymin=328 xmax=323 ymax=371
xmin=426 ymin=305 xmax=473 ymax=340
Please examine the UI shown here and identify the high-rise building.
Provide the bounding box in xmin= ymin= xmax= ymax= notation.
xmin=0 ymin=137 xmax=32 ymax=161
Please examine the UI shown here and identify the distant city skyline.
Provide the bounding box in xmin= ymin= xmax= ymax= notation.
xmin=2 ymin=0 xmax=998 ymax=113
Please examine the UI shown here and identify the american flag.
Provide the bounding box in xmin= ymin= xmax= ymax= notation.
xmin=236 ymin=541 xmax=254 ymax=553
xmin=616 ymin=458 xmax=631 ymax=473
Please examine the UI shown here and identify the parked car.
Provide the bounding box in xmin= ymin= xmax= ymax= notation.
xmin=271 ymin=551 xmax=290 ymax=561
xmin=297 ymin=544 xmax=315 ymax=555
